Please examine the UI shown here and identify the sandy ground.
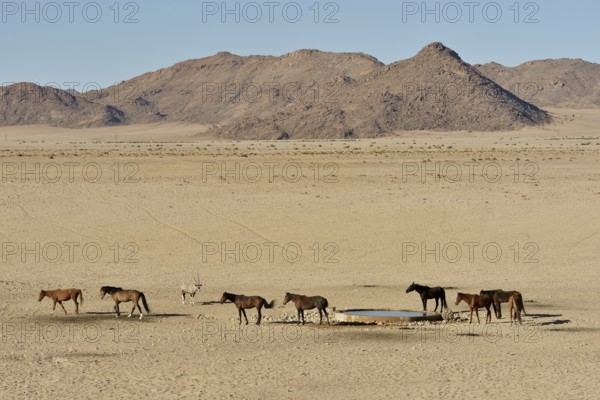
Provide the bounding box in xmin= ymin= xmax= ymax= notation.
xmin=1 ymin=108 xmax=600 ymax=399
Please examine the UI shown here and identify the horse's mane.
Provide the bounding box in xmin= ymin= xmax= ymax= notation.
xmin=411 ymin=283 xmax=429 ymax=290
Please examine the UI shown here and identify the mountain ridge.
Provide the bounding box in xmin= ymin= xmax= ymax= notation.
xmin=1 ymin=42 xmax=555 ymax=138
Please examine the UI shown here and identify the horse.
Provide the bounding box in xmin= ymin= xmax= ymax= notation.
xmin=480 ymin=289 xmax=527 ymax=319
xmin=181 ymin=273 xmax=203 ymax=305
xmin=100 ymin=286 xmax=150 ymax=319
xmin=283 ymin=292 xmax=330 ymax=325
xmin=509 ymin=292 xmax=523 ymax=324
xmin=405 ymin=282 xmax=447 ymax=312
xmin=455 ymin=292 xmax=493 ymax=324
xmin=220 ymin=292 xmax=275 ymax=325
xmin=38 ymin=288 xmax=83 ymax=315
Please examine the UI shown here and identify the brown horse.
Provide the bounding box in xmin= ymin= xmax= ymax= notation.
xmin=480 ymin=289 xmax=527 ymax=319
xmin=455 ymin=292 xmax=492 ymax=324
xmin=283 ymin=292 xmax=330 ymax=325
xmin=100 ymin=286 xmax=150 ymax=319
xmin=38 ymin=288 xmax=83 ymax=315
xmin=509 ymin=292 xmax=523 ymax=324
xmin=220 ymin=292 xmax=275 ymax=325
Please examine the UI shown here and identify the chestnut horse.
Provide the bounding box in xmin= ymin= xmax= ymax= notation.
xmin=455 ymin=292 xmax=492 ymax=324
xmin=38 ymin=288 xmax=83 ymax=315
xmin=220 ymin=292 xmax=275 ymax=325
xmin=283 ymin=292 xmax=330 ymax=325
xmin=100 ymin=286 xmax=150 ymax=319
xmin=509 ymin=292 xmax=523 ymax=324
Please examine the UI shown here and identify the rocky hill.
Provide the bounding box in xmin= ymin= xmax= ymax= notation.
xmin=1 ymin=43 xmax=553 ymax=138
xmin=475 ymin=58 xmax=600 ymax=108
xmin=0 ymin=83 xmax=124 ymax=128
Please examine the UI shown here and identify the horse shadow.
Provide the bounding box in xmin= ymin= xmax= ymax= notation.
xmin=151 ymin=313 xmax=192 ymax=318
xmin=539 ymin=319 xmax=571 ymax=326
xmin=200 ymin=301 xmax=221 ymax=306
xmin=269 ymin=320 xmax=333 ymax=326
xmin=526 ymin=313 xmax=563 ymax=319
xmin=83 ymin=311 xmax=191 ymax=318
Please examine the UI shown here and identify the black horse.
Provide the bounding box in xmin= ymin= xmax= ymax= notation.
xmin=406 ymin=282 xmax=447 ymax=312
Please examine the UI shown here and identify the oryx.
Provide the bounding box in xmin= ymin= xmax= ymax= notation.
xmin=181 ymin=273 xmax=203 ymax=305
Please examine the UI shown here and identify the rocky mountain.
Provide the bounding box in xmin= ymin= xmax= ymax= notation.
xmin=0 ymin=83 xmax=124 ymax=128
xmin=1 ymin=43 xmax=554 ymax=138
xmin=207 ymin=43 xmax=551 ymax=139
xmin=475 ymin=58 xmax=600 ymax=108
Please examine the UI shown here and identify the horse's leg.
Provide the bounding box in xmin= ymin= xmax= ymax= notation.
xmin=469 ymin=308 xmax=473 ymax=324
xmin=475 ymin=307 xmax=480 ymax=324
xmin=128 ymin=301 xmax=137 ymax=318
xmin=59 ymin=301 xmax=67 ymax=315
xmin=238 ymin=307 xmax=242 ymax=325
xmin=51 ymin=299 xmax=57 ymax=315
xmin=301 ymin=310 xmax=305 ymax=325
xmin=318 ymin=309 xmax=323 ymax=325
xmin=324 ymin=308 xmax=330 ymax=325
xmin=136 ymin=300 xmax=143 ymax=317
xmin=242 ymin=309 xmax=249 ymax=325
xmin=421 ymin=296 xmax=427 ymax=312
xmin=434 ymin=298 xmax=439 ymax=312
xmin=74 ymin=298 xmax=79 ymax=314
xmin=257 ymin=306 xmax=262 ymax=325
xmin=496 ymin=300 xmax=502 ymax=319
xmin=115 ymin=302 xmax=121 ymax=317
xmin=485 ymin=306 xmax=491 ymax=324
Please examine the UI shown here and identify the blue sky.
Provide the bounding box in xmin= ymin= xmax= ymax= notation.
xmin=1 ymin=0 xmax=598 ymax=88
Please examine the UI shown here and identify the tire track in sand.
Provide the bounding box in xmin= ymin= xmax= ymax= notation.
xmin=142 ymin=207 xmax=203 ymax=244
xmin=203 ymin=209 xmax=299 ymax=258
xmin=7 ymin=201 xmax=108 ymax=243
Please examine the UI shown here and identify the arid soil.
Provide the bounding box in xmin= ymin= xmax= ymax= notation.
xmin=1 ymin=109 xmax=599 ymax=399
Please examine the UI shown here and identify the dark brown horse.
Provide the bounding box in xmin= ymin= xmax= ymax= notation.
xmin=283 ymin=292 xmax=330 ymax=325
xmin=455 ymin=292 xmax=493 ymax=324
xmin=480 ymin=289 xmax=527 ymax=319
xmin=100 ymin=286 xmax=150 ymax=319
xmin=509 ymin=292 xmax=523 ymax=324
xmin=38 ymin=288 xmax=83 ymax=315
xmin=406 ymin=282 xmax=447 ymax=312
xmin=220 ymin=292 xmax=275 ymax=325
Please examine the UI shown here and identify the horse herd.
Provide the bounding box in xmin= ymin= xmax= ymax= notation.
xmin=405 ymin=282 xmax=527 ymax=324
xmin=37 ymin=282 xmax=527 ymax=325
xmin=37 ymin=286 xmax=329 ymax=325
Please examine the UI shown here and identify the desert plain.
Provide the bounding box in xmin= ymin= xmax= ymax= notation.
xmin=1 ymin=108 xmax=599 ymax=399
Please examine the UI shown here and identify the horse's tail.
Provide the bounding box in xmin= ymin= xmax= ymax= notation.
xmin=441 ymin=290 xmax=447 ymax=309
xmin=517 ymin=294 xmax=526 ymax=315
xmin=79 ymin=290 xmax=84 ymax=306
xmin=140 ymin=292 xmax=150 ymax=313
xmin=264 ymin=299 xmax=276 ymax=309
xmin=316 ymin=297 xmax=329 ymax=309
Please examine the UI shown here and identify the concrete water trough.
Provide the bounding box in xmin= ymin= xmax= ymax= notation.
xmin=333 ymin=308 xmax=444 ymax=323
